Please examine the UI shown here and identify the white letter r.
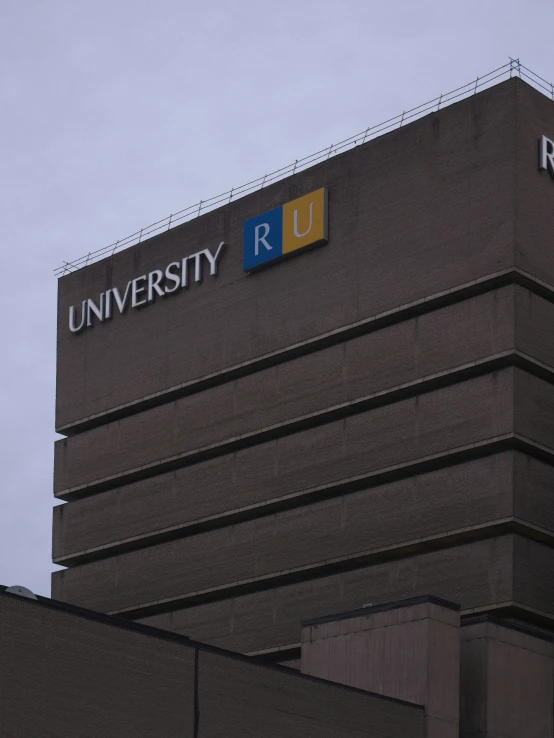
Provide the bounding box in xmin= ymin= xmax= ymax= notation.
xmin=254 ymin=223 xmax=272 ymax=255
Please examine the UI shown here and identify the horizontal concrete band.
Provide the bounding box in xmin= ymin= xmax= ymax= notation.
xmin=54 ymin=270 xmax=554 ymax=437
xmin=52 ymin=355 xmax=514 ymax=498
xmin=52 ymin=365 xmax=554 ymax=564
xmin=53 ymin=283 xmax=515 ymax=488
xmin=52 ymin=445 xmax=554 ymax=566
xmin=51 ymin=516 xmax=554 ymax=620
xmin=54 ymin=347 xmax=554 ymax=500
xmin=58 ymin=365 xmax=523 ymax=561
xmin=250 ymin=606 xmax=554 ymax=662
xmin=127 ymin=535 xmax=554 ymax=655
xmin=54 ymin=280 xmax=554 ymax=495
xmin=190 ymin=599 xmax=554 ymax=668
xmin=56 ymin=270 xmax=547 ymax=436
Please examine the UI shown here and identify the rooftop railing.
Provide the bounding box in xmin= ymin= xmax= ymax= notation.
xmin=55 ymin=58 xmax=552 ymax=277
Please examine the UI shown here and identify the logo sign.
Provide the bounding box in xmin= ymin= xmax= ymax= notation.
xmin=540 ymin=135 xmax=554 ymax=178
xmin=243 ymin=188 xmax=328 ymax=272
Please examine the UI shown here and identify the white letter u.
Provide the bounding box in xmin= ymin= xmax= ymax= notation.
xmin=293 ymin=202 xmax=313 ymax=238
xmin=69 ymin=301 xmax=87 ymax=334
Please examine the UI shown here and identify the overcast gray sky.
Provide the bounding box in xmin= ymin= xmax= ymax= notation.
xmin=0 ymin=0 xmax=552 ymax=596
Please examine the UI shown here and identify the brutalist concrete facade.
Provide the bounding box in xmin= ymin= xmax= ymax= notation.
xmin=53 ymin=74 xmax=554 ymax=693
xmin=301 ymin=596 xmax=554 ymax=738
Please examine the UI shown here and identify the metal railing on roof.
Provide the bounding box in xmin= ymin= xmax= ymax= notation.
xmin=54 ymin=58 xmax=552 ymax=277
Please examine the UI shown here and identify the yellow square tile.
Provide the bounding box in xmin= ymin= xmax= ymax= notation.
xmin=282 ymin=188 xmax=328 ymax=254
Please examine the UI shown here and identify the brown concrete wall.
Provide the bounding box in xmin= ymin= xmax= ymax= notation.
xmin=54 ymin=367 xmax=515 ymax=498
xmin=460 ymin=618 xmax=553 ymax=738
xmin=515 ymin=77 xmax=554 ymax=288
xmin=301 ymin=598 xmax=460 ymax=738
xmin=55 ymin=78 xmax=520 ymax=432
xmin=51 ymin=367 xmax=519 ymax=615
xmin=0 ymin=590 xmax=424 ymax=738
xmin=133 ymin=535 xmax=551 ymax=656
xmin=515 ymin=369 xmax=554 ymax=450
xmin=513 ymin=535 xmax=554 ymax=616
xmin=52 ymin=453 xmax=516 ymax=612
xmin=53 ymin=451 xmax=514 ymax=565
xmin=196 ymin=649 xmax=424 ymax=738
xmin=276 ymin=656 xmax=300 ymax=669
xmin=0 ymin=591 xmax=195 ymax=737
xmin=514 ymin=286 xmax=554 ymax=367
xmin=137 ymin=536 xmax=516 ymax=653
xmin=52 ymin=279 xmax=554 ymax=564
xmin=513 ymin=453 xmax=554 ymax=532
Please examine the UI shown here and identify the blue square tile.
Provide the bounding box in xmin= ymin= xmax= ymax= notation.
xmin=243 ymin=206 xmax=283 ymax=272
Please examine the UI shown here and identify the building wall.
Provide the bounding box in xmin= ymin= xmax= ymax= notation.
xmin=0 ymin=589 xmax=423 ymax=738
xmin=460 ymin=617 xmax=553 ymax=738
xmin=53 ymin=287 xmax=517 ymax=499
xmin=301 ymin=597 xmax=461 ymax=738
xmin=52 ymin=78 xmax=554 ymax=661
xmin=195 ymin=648 xmax=423 ymax=738
xmin=134 ymin=534 xmax=552 ymax=655
xmin=0 ymin=590 xmax=195 ymax=737
xmin=55 ymin=77 xmax=518 ymax=433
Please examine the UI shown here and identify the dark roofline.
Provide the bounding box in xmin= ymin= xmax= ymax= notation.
xmin=302 ymin=594 xmax=460 ymax=627
xmin=461 ymin=613 xmax=554 ymax=642
xmin=0 ymin=586 xmax=424 ymax=711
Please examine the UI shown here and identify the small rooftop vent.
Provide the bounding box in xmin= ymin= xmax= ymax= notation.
xmin=5 ymin=585 xmax=37 ymax=600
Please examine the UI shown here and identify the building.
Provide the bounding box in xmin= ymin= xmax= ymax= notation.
xmin=2 ymin=585 xmax=552 ymax=736
xmin=37 ymin=70 xmax=554 ymax=734
xmin=0 ymin=585 xmax=425 ymax=737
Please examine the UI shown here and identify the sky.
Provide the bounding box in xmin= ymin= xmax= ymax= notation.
xmin=0 ymin=0 xmax=552 ymax=596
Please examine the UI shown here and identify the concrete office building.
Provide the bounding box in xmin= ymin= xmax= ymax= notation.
xmin=44 ymin=69 xmax=554 ymax=734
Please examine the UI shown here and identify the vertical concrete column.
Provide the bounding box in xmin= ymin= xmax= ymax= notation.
xmin=460 ymin=616 xmax=553 ymax=738
xmin=301 ymin=595 xmax=460 ymax=738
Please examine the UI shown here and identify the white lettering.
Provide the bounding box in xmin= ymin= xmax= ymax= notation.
xmin=165 ymin=262 xmax=181 ymax=293
xmin=112 ymin=283 xmax=132 ymax=314
xmin=254 ymin=223 xmax=272 ymax=255
xmin=131 ymin=276 xmax=147 ymax=308
xmin=192 ymin=252 xmax=203 ymax=283
xmin=104 ymin=290 xmax=113 ymax=320
xmin=181 ymin=257 xmax=189 ymax=288
xmin=204 ymin=241 xmax=226 ymax=276
xmin=147 ymin=270 xmax=165 ymax=302
xmin=86 ymin=294 xmax=104 ymax=326
xmin=69 ymin=301 xmax=87 ymax=333
xmin=293 ymin=202 xmax=313 ymax=238
xmin=539 ymin=135 xmax=554 ymax=178
xmin=69 ymin=241 xmax=226 ymax=334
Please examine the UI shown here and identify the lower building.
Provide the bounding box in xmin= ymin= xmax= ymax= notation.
xmin=2 ymin=585 xmax=552 ymax=737
xmin=1 ymin=585 xmax=422 ymax=738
